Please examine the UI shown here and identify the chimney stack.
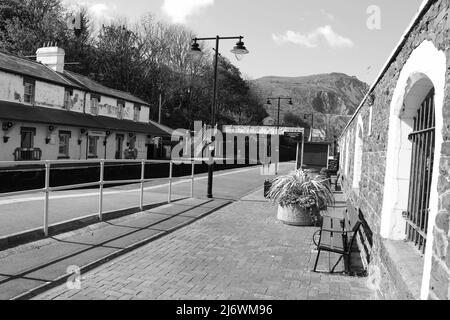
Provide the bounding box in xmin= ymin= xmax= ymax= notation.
xmin=36 ymin=43 xmax=65 ymax=73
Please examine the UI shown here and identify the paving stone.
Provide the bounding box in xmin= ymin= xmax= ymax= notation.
xmin=35 ymin=188 xmax=374 ymax=300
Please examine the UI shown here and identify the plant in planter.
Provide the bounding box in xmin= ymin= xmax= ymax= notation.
xmin=319 ymin=168 xmax=332 ymax=189
xmin=267 ymin=170 xmax=335 ymax=226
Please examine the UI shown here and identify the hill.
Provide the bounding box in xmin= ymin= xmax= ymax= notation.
xmin=249 ymin=73 xmax=369 ymax=140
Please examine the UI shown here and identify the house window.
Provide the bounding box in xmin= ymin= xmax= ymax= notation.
xmin=58 ymin=131 xmax=71 ymax=158
xmin=88 ymin=136 xmax=99 ymax=158
xmin=24 ymin=79 xmax=35 ymax=104
xmin=133 ymin=105 xmax=141 ymax=122
xmin=128 ymin=135 xmax=136 ymax=149
xmin=63 ymin=90 xmax=72 ymax=110
xmin=21 ymin=127 xmax=36 ymax=149
xmin=91 ymin=97 xmax=99 ymax=115
xmin=117 ymin=101 xmax=125 ymax=119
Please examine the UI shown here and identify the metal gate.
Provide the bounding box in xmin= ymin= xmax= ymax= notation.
xmin=405 ymin=89 xmax=435 ymax=253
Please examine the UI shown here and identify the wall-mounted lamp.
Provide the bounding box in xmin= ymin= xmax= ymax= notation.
xmin=3 ymin=136 xmax=10 ymax=143
xmin=45 ymin=137 xmax=51 ymax=144
xmin=77 ymin=139 xmax=82 ymax=145
xmin=2 ymin=122 xmax=13 ymax=131
xmin=48 ymin=125 xmax=55 ymax=132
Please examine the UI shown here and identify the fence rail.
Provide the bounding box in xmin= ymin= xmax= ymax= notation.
xmin=0 ymin=159 xmax=197 ymax=237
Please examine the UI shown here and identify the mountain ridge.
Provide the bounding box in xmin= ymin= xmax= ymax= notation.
xmin=249 ymin=72 xmax=369 ymax=140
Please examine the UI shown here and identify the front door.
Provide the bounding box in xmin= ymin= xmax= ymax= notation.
xmin=116 ymin=134 xmax=124 ymax=159
xmin=405 ymin=89 xmax=435 ymax=253
xmin=21 ymin=127 xmax=35 ymax=149
xmin=20 ymin=127 xmax=36 ymax=161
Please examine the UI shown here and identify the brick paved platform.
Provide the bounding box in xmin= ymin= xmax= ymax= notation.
xmin=35 ymin=189 xmax=375 ymax=300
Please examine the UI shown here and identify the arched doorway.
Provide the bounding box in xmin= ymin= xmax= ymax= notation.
xmin=404 ymin=87 xmax=435 ymax=252
xmin=380 ymin=40 xmax=446 ymax=299
xmin=353 ymin=116 xmax=364 ymax=189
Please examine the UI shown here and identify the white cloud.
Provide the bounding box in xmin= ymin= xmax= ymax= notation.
xmin=317 ymin=25 xmax=353 ymax=48
xmin=62 ymin=0 xmax=118 ymax=22
xmin=272 ymin=25 xmax=354 ymax=49
xmin=272 ymin=30 xmax=318 ymax=48
xmin=162 ymin=0 xmax=214 ymax=24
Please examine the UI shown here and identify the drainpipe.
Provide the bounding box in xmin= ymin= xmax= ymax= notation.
xmin=83 ymin=91 xmax=88 ymax=114
xmin=83 ymin=91 xmax=88 ymax=159
xmin=85 ymin=133 xmax=89 ymax=160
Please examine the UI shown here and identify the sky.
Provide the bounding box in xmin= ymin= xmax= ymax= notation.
xmin=63 ymin=0 xmax=424 ymax=85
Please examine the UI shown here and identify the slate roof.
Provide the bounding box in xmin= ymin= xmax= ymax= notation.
xmin=62 ymin=71 xmax=150 ymax=106
xmin=0 ymin=51 xmax=150 ymax=106
xmin=0 ymin=100 xmax=170 ymax=137
xmin=0 ymin=52 xmax=81 ymax=89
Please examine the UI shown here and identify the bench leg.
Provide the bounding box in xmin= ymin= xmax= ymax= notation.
xmin=313 ymin=249 xmax=321 ymax=272
xmin=331 ymin=255 xmax=343 ymax=273
xmin=344 ymin=254 xmax=351 ymax=274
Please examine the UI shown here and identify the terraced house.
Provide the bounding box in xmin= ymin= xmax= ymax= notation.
xmin=0 ymin=44 xmax=171 ymax=162
xmin=339 ymin=0 xmax=449 ymax=300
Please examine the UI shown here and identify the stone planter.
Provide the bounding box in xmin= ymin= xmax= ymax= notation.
xmin=277 ymin=204 xmax=313 ymax=226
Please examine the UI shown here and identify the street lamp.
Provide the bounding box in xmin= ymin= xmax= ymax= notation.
xmin=266 ymin=97 xmax=293 ymax=174
xmin=191 ymin=35 xmax=249 ymax=199
xmin=266 ymin=97 xmax=293 ymax=129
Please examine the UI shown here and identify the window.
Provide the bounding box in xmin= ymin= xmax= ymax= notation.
xmin=88 ymin=136 xmax=99 ymax=158
xmin=23 ymin=79 xmax=35 ymax=104
xmin=21 ymin=127 xmax=36 ymax=149
xmin=115 ymin=134 xmax=124 ymax=159
xmin=91 ymin=97 xmax=99 ymax=115
xmin=117 ymin=101 xmax=125 ymax=119
xmin=63 ymin=90 xmax=72 ymax=110
xmin=133 ymin=105 xmax=141 ymax=122
xmin=368 ymin=106 xmax=373 ymax=136
xmin=405 ymin=89 xmax=435 ymax=253
xmin=128 ymin=136 xmax=136 ymax=149
xmin=59 ymin=131 xmax=71 ymax=158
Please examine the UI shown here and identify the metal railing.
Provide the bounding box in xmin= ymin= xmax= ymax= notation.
xmin=405 ymin=89 xmax=435 ymax=253
xmin=13 ymin=148 xmax=42 ymax=161
xmin=0 ymin=159 xmax=197 ymax=237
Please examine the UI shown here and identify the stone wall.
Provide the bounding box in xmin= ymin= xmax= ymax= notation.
xmin=339 ymin=0 xmax=449 ymax=300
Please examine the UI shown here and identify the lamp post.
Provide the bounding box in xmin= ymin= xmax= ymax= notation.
xmin=266 ymin=97 xmax=293 ymax=174
xmin=190 ymin=35 xmax=249 ymax=198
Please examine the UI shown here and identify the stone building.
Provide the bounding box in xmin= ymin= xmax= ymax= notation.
xmin=0 ymin=45 xmax=171 ymax=162
xmin=339 ymin=0 xmax=449 ymax=300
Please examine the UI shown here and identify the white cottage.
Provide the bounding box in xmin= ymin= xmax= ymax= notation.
xmin=0 ymin=45 xmax=171 ymax=162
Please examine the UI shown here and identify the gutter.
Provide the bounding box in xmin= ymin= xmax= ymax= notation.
xmin=339 ymin=0 xmax=435 ymax=139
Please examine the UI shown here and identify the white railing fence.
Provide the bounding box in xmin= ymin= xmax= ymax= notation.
xmin=0 ymin=159 xmax=197 ymax=237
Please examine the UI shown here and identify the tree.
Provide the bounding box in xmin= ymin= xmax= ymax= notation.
xmin=284 ymin=112 xmax=310 ymax=128
xmin=0 ymin=1 xmax=268 ymax=130
xmin=0 ymin=0 xmax=68 ymax=56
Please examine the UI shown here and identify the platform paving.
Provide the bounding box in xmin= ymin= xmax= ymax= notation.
xmin=0 ymin=163 xmax=294 ymax=300
xmin=34 ymin=188 xmax=375 ymax=300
